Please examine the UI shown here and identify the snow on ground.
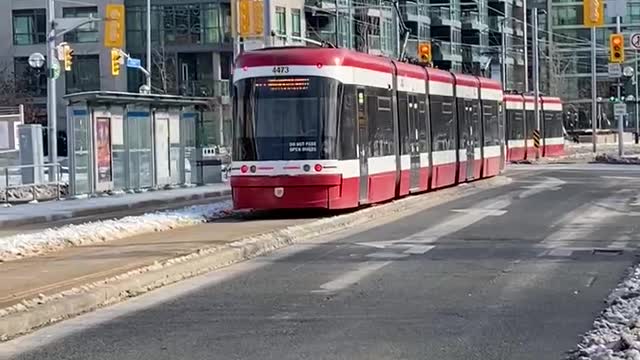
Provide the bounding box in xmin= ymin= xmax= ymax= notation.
xmin=570 ymin=265 xmax=640 ymax=360
xmin=0 ymin=200 xmax=233 ymax=262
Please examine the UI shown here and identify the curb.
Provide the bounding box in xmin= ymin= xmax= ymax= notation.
xmin=0 ymin=189 xmax=231 ymax=228
xmin=0 ymin=176 xmax=511 ymax=341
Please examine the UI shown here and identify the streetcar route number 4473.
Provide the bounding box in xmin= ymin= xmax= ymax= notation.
xmin=273 ymin=66 xmax=289 ymax=74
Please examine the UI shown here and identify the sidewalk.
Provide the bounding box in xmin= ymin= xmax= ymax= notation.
xmin=0 ymin=184 xmax=231 ymax=229
xmin=0 ymin=216 xmax=309 ymax=309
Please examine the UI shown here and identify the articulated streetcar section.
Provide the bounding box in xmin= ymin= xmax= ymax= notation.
xmin=230 ymin=47 xmax=564 ymax=210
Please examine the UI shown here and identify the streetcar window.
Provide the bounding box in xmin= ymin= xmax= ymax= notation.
xmin=233 ymin=76 xmax=340 ymax=161
xmin=483 ymin=102 xmax=500 ymax=146
xmin=418 ymin=100 xmax=429 ymax=153
xmin=508 ymin=110 xmax=525 ymax=140
xmin=544 ymin=111 xmax=563 ymax=138
xmin=367 ymin=90 xmax=395 ymax=157
xmin=430 ymin=95 xmax=456 ymax=151
xmin=398 ymin=93 xmax=409 ymax=155
xmin=339 ymin=85 xmax=357 ymax=160
xmin=525 ymin=109 xmax=536 ymax=138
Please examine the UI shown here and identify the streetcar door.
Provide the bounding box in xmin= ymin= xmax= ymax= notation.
xmin=408 ymin=95 xmax=421 ymax=191
xmin=464 ymin=101 xmax=474 ymax=180
xmin=356 ymin=88 xmax=369 ymax=203
xmin=498 ymin=102 xmax=506 ymax=169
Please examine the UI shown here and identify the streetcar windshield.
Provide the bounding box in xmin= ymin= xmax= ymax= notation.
xmin=233 ymin=76 xmax=340 ymax=161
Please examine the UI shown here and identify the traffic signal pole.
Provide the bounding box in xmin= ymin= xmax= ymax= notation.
xmin=533 ymin=8 xmax=541 ymax=160
xmin=591 ymin=26 xmax=597 ymax=153
xmin=46 ymin=0 xmax=57 ymax=172
xmin=617 ymin=16 xmax=624 ymax=157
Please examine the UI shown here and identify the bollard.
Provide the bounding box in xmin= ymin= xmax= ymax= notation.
xmin=4 ymin=167 xmax=8 ymax=204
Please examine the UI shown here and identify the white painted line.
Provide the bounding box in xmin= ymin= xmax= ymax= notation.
xmin=312 ymin=261 xmax=391 ymax=293
xmin=547 ymin=248 xmax=573 ymax=257
xmin=518 ymin=177 xmax=566 ymax=199
xmin=366 ymin=252 xmax=410 ymax=259
xmin=403 ymin=245 xmax=435 ymax=255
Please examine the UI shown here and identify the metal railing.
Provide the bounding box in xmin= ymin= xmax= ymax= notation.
xmin=1 ymin=163 xmax=63 ymax=204
xmin=185 ymin=79 xmax=230 ymax=98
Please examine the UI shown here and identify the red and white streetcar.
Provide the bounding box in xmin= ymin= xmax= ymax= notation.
xmin=230 ymin=47 xmax=506 ymax=210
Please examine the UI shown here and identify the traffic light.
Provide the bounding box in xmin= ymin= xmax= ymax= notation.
xmin=238 ymin=0 xmax=251 ymax=37
xmin=610 ymin=33 xmax=624 ymax=64
xmin=418 ymin=42 xmax=432 ymax=63
xmin=63 ymin=45 xmax=73 ymax=71
xmin=111 ymin=48 xmax=121 ymax=76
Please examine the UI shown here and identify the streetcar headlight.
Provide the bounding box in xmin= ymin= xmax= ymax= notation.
xmin=250 ymin=165 xmax=257 ymax=173
xmin=303 ymin=164 xmax=311 ymax=172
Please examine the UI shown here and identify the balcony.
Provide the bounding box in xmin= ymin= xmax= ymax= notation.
xmin=461 ymin=11 xmax=489 ymax=32
xmin=514 ymin=0 xmax=523 ymax=6
xmin=183 ymin=79 xmax=230 ymax=98
xmin=514 ymin=22 xmax=524 ymax=37
xmin=488 ymin=16 xmax=514 ymax=35
xmin=433 ymin=41 xmax=463 ymax=62
xmin=462 ymin=44 xmax=490 ymax=64
xmin=430 ymin=7 xmax=461 ymax=28
xmin=402 ymin=1 xmax=430 ymax=24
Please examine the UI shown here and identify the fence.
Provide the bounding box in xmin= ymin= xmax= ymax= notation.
xmin=0 ymin=163 xmax=63 ymax=204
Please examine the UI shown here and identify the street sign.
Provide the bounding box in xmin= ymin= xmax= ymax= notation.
xmin=126 ymin=58 xmax=141 ymax=68
xmin=51 ymin=60 xmax=60 ymax=80
xmin=605 ymin=0 xmax=626 ymax=18
xmin=104 ymin=4 xmax=125 ymax=48
xmin=28 ymin=53 xmax=45 ymax=69
xmin=632 ymin=33 xmax=640 ymax=50
xmin=583 ymin=0 xmax=604 ymax=27
xmin=608 ymin=63 xmax=622 ymax=77
xmin=624 ymin=66 xmax=635 ymax=77
xmin=614 ymin=102 xmax=627 ymax=117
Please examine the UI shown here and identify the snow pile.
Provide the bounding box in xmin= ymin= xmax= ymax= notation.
xmin=0 ymin=200 xmax=233 ymax=262
xmin=594 ymin=154 xmax=640 ymax=165
xmin=570 ymin=266 xmax=640 ymax=360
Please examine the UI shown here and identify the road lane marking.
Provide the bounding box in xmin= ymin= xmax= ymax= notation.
xmin=518 ymin=177 xmax=566 ymax=199
xmin=311 ymin=261 xmax=391 ymax=294
xmin=403 ymin=245 xmax=435 ymax=255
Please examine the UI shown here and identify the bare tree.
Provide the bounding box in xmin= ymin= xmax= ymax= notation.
xmin=151 ymin=39 xmax=178 ymax=95
xmin=0 ymin=63 xmax=44 ymax=124
xmin=546 ymin=45 xmax=574 ymax=98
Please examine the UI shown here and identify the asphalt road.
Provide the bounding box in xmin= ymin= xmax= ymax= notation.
xmin=5 ymin=163 xmax=640 ymax=360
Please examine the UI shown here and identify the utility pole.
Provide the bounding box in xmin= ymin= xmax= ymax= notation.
xmin=617 ymin=16 xmax=623 ymax=157
xmin=523 ymin=0 xmax=529 ymax=92
xmin=263 ymin=0 xmax=271 ymax=47
xmin=633 ymin=50 xmax=640 ymax=144
xmin=46 ymin=0 xmax=57 ymax=169
xmin=501 ymin=18 xmax=507 ymax=90
xmin=591 ymin=26 xmax=597 ymax=153
xmin=146 ymin=0 xmax=152 ymax=91
xmin=533 ymin=8 xmax=541 ymax=160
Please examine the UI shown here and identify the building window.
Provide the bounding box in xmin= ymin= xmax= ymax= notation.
xmin=126 ymin=3 xmax=231 ymax=48
xmin=63 ymin=7 xmax=99 ymax=43
xmin=65 ymin=55 xmax=100 ymax=94
xmin=14 ymin=57 xmax=47 ymax=97
xmin=12 ymin=9 xmax=46 ymax=45
xmin=291 ymin=9 xmax=301 ymax=37
xmin=276 ymin=7 xmax=286 ymax=35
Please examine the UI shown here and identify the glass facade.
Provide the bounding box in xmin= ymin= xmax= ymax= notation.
xmin=551 ymin=1 xmax=640 ymax=129
xmin=63 ymin=7 xmax=99 ymax=43
xmin=126 ymin=3 xmax=231 ymax=48
xmin=65 ymin=55 xmax=101 ymax=94
xmin=12 ymin=9 xmax=46 ymax=45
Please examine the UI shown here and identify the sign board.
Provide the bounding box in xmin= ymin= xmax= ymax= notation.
xmin=126 ymin=58 xmax=141 ymax=68
xmin=583 ymin=0 xmax=604 ymax=27
xmin=608 ymin=63 xmax=622 ymax=78
xmin=605 ymin=0 xmax=626 ymax=18
xmin=532 ymin=129 xmax=541 ymax=149
xmin=104 ymin=4 xmax=125 ymax=48
xmin=614 ymin=103 xmax=627 ymax=117
xmin=51 ymin=60 xmax=61 ymax=80
xmin=632 ymin=33 xmax=640 ymax=50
